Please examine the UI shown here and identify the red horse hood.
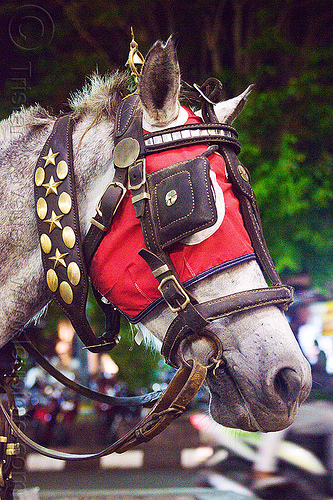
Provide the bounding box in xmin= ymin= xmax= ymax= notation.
xmin=90 ymin=108 xmax=254 ymax=321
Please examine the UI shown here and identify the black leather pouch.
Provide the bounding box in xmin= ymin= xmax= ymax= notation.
xmin=146 ymin=154 xmax=217 ymax=248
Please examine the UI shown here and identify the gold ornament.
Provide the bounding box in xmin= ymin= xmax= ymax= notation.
xmin=40 ymin=234 xmax=52 ymax=254
xmin=56 ymin=160 xmax=68 ymax=180
xmin=6 ymin=443 xmax=20 ymax=455
xmin=46 ymin=269 xmax=58 ymax=292
xmin=59 ymin=281 xmax=73 ymax=304
xmin=126 ymin=28 xmax=145 ymax=84
xmin=42 ymin=148 xmax=59 ymax=167
xmin=36 ymin=198 xmax=48 ymax=220
xmin=42 ymin=175 xmax=62 ymax=196
xmin=35 ymin=167 xmax=45 ymax=186
xmin=58 ymin=192 xmax=72 ymax=214
xmin=49 ymin=248 xmax=68 ymax=268
xmin=67 ymin=262 xmax=81 ymax=286
xmin=113 ymin=137 xmax=140 ymax=168
xmin=165 ymin=190 xmax=178 ymax=206
xmin=44 ymin=211 xmax=63 ymax=232
xmin=62 ymin=226 xmax=76 ymax=248
xmin=238 ymin=164 xmax=249 ymax=182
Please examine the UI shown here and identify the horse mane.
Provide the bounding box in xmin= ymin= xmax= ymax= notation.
xmin=0 ymin=105 xmax=54 ymax=148
xmin=68 ymin=70 xmax=132 ymax=120
xmin=0 ymin=71 xmax=132 ymax=148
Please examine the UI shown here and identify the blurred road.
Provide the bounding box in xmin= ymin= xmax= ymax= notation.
xmin=25 ymin=468 xmax=199 ymax=492
xmin=23 ymin=469 xmax=258 ymax=500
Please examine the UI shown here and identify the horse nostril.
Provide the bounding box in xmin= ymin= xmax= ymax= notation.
xmin=274 ymin=367 xmax=302 ymax=406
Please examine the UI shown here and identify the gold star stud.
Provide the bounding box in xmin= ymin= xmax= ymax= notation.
xmin=44 ymin=210 xmax=63 ymax=232
xmin=42 ymin=148 xmax=59 ymax=167
xmin=49 ymin=248 xmax=68 ymax=268
xmin=42 ymin=175 xmax=62 ymax=196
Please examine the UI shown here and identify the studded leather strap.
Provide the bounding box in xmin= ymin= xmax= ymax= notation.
xmin=34 ymin=114 xmax=110 ymax=353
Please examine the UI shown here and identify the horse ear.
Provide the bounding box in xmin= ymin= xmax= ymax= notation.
xmin=214 ymin=84 xmax=255 ymax=124
xmin=138 ymin=36 xmax=180 ymax=127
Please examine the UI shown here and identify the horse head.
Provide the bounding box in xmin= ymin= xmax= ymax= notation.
xmin=133 ymin=37 xmax=311 ymax=431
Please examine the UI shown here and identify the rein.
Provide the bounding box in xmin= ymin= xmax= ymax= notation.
xmin=0 ymin=359 xmax=207 ymax=461
xmin=1 ymin=78 xmax=293 ymax=465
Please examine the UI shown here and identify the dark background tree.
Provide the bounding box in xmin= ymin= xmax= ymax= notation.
xmin=1 ymin=1 xmax=332 ymax=384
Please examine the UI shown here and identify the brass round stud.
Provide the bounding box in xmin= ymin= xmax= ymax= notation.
xmin=59 ymin=281 xmax=73 ymax=304
xmin=56 ymin=160 xmax=68 ymax=180
xmin=40 ymin=234 xmax=52 ymax=254
xmin=37 ymin=198 xmax=48 ymax=220
xmin=67 ymin=262 xmax=81 ymax=286
xmin=35 ymin=167 xmax=45 ymax=186
xmin=58 ymin=192 xmax=72 ymax=214
xmin=238 ymin=164 xmax=249 ymax=182
xmin=165 ymin=189 xmax=178 ymax=206
xmin=113 ymin=137 xmax=140 ymax=168
xmin=62 ymin=226 xmax=76 ymax=249
xmin=46 ymin=269 xmax=58 ymax=292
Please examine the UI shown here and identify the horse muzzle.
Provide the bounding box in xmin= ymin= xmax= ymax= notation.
xmin=204 ymin=321 xmax=312 ymax=432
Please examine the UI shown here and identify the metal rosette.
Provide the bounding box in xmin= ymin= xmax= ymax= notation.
xmin=34 ymin=115 xmax=85 ymax=308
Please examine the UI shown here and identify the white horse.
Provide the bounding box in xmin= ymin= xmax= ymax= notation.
xmin=0 ymin=38 xmax=311 ymax=433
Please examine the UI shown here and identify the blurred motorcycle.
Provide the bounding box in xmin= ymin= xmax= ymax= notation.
xmin=25 ymin=366 xmax=79 ymax=446
xmin=190 ymin=412 xmax=331 ymax=500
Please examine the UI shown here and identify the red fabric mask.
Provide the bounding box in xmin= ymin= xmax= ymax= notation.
xmin=90 ymin=108 xmax=254 ymax=321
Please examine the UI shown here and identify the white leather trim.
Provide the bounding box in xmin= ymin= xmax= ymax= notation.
xmin=143 ymin=106 xmax=189 ymax=132
xmin=181 ymin=169 xmax=225 ymax=245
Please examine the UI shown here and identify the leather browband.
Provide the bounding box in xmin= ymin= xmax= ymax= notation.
xmin=144 ymin=123 xmax=240 ymax=155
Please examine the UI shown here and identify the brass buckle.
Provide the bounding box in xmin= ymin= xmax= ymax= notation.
xmin=91 ymin=182 xmax=127 ymax=231
xmin=110 ymin=182 xmax=127 ymax=216
xmin=128 ymin=161 xmax=146 ymax=191
xmin=132 ymin=192 xmax=150 ymax=204
xmin=158 ymin=275 xmax=190 ymax=313
xmin=90 ymin=218 xmax=107 ymax=231
xmin=96 ymin=182 xmax=127 ymax=217
xmin=90 ymin=181 xmax=127 ymax=231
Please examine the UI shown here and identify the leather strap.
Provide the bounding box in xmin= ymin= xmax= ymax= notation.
xmin=0 ymin=360 xmax=207 ymax=461
xmin=34 ymin=115 xmax=110 ymax=353
xmin=83 ymin=168 xmax=127 ymax=268
xmin=163 ymin=285 xmax=293 ymax=366
xmin=0 ymin=372 xmax=21 ymax=499
xmin=19 ymin=333 xmax=162 ymax=408
xmin=83 ymin=94 xmax=144 ymax=267
xmin=221 ymin=146 xmax=282 ymax=285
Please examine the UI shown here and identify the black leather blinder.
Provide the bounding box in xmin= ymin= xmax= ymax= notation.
xmin=146 ymin=154 xmax=217 ymax=249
